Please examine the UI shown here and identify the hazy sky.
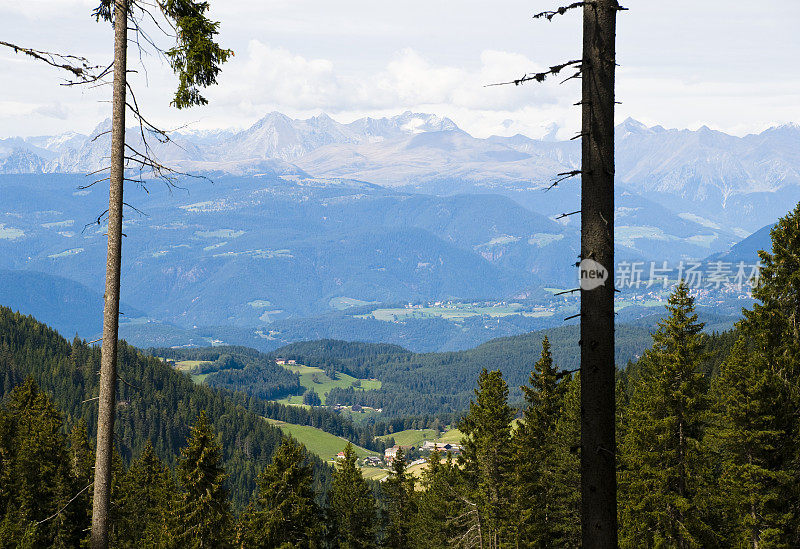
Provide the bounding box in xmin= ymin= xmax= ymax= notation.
xmin=1 ymin=0 xmax=799 ymax=138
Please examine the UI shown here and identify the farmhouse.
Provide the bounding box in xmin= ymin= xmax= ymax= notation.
xmin=275 ymin=358 xmax=286 ymax=365
xmin=384 ymin=445 xmax=415 ymax=464
xmin=421 ymin=441 xmax=462 ymax=455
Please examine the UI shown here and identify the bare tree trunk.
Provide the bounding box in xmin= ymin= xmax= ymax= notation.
xmin=579 ymin=0 xmax=618 ymax=547
xmin=90 ymin=0 xmax=128 ymax=547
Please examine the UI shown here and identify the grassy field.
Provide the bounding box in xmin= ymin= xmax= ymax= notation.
xmin=191 ymin=373 xmax=211 ymax=384
xmin=173 ymin=360 xmax=204 ymax=372
xmin=265 ymin=419 xmax=377 ymax=461
xmin=435 ymin=428 xmax=465 ymax=444
xmin=360 ymin=467 xmax=390 ymax=482
xmin=275 ymin=364 xmax=381 ymax=405
xmin=171 ymin=360 xmax=211 ymax=384
xmin=406 ymin=461 xmax=430 ymax=479
xmin=377 ymin=429 xmax=440 ymax=447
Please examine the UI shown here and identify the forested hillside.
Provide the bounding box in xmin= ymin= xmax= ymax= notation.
xmin=206 ymin=324 xmax=655 ymax=416
xmin=153 ymin=345 xmax=303 ymax=400
xmin=0 ymin=307 xmax=331 ymax=509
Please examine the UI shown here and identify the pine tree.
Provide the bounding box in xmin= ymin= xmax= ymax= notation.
xmin=382 ymin=447 xmax=416 ymax=548
xmin=0 ymin=378 xmax=87 ymax=547
xmin=513 ymin=336 xmax=567 ymax=546
xmin=457 ymin=368 xmax=514 ymax=548
xmin=410 ymin=450 xmax=462 ymax=548
xmin=619 ymin=283 xmax=713 ymax=548
xmin=239 ymin=437 xmax=321 ymax=548
xmin=68 ymin=419 xmax=93 ymax=547
xmin=328 ymin=443 xmax=377 ymax=549
xmin=175 ymin=411 xmax=233 ymax=548
xmin=116 ymin=441 xmax=178 ymax=548
xmin=707 ymin=338 xmax=792 ymax=547
xmin=728 ymin=202 xmax=800 ymax=545
xmin=554 ymin=374 xmax=581 ymax=548
xmin=743 ymin=202 xmax=800 ymax=373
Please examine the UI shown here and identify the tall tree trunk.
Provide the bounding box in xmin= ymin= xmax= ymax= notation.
xmin=90 ymin=0 xmax=128 ymax=546
xmin=579 ymin=0 xmax=618 ymax=547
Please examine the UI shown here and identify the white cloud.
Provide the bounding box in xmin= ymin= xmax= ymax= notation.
xmin=34 ymin=102 xmax=69 ymax=120
xmin=0 ymin=0 xmax=798 ymax=138
xmin=202 ymin=42 xmax=577 ymax=137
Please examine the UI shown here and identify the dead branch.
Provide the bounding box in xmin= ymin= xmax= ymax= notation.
xmin=0 ymin=40 xmax=106 ymax=84
xmin=83 ymin=209 xmax=110 ymax=233
xmin=545 ymin=170 xmax=582 ymax=191
xmin=534 ymin=2 xmax=593 ymax=21
xmin=556 ymin=367 xmax=580 ymax=380
xmin=122 ymin=201 xmax=148 ymax=217
xmin=36 ymin=483 xmax=93 ymax=525
xmin=117 ymin=374 xmax=142 ymax=392
xmin=485 ymin=59 xmax=582 ymax=87
xmin=555 ymin=288 xmax=580 ymax=295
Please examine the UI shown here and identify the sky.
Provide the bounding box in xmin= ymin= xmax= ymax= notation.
xmin=1 ymin=0 xmax=799 ymax=139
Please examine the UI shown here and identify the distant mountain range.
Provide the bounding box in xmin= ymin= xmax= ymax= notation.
xmin=3 ymin=112 xmax=799 ymax=232
xmin=0 ymin=111 xmax=795 ymax=345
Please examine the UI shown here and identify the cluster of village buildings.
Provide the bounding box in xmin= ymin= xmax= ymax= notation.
xmin=336 ymin=440 xmax=463 ymax=468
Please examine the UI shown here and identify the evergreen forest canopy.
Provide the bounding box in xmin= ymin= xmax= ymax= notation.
xmin=156 ymin=323 xmax=655 ymax=417
xmin=1 ymin=202 xmax=800 ymax=546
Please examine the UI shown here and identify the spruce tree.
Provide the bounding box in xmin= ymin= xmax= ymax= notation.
xmin=68 ymin=419 xmax=93 ymax=547
xmin=513 ymin=336 xmax=567 ymax=546
xmin=410 ymin=450 xmax=461 ymax=548
xmin=743 ymin=202 xmax=800 ymax=372
xmin=116 ymin=441 xmax=178 ymax=548
xmin=239 ymin=437 xmax=321 ymax=548
xmin=0 ymin=378 xmax=87 ymax=548
xmin=551 ymin=373 xmax=581 ymax=548
xmin=175 ymin=411 xmax=233 ymax=548
xmin=707 ymin=338 xmax=792 ymax=547
xmin=619 ymin=283 xmax=713 ymax=548
xmin=382 ymin=448 xmax=416 ymax=548
xmin=328 ymin=443 xmax=377 ymax=549
xmin=457 ymin=368 xmax=514 ymax=548
xmin=730 ymin=202 xmax=800 ymax=544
